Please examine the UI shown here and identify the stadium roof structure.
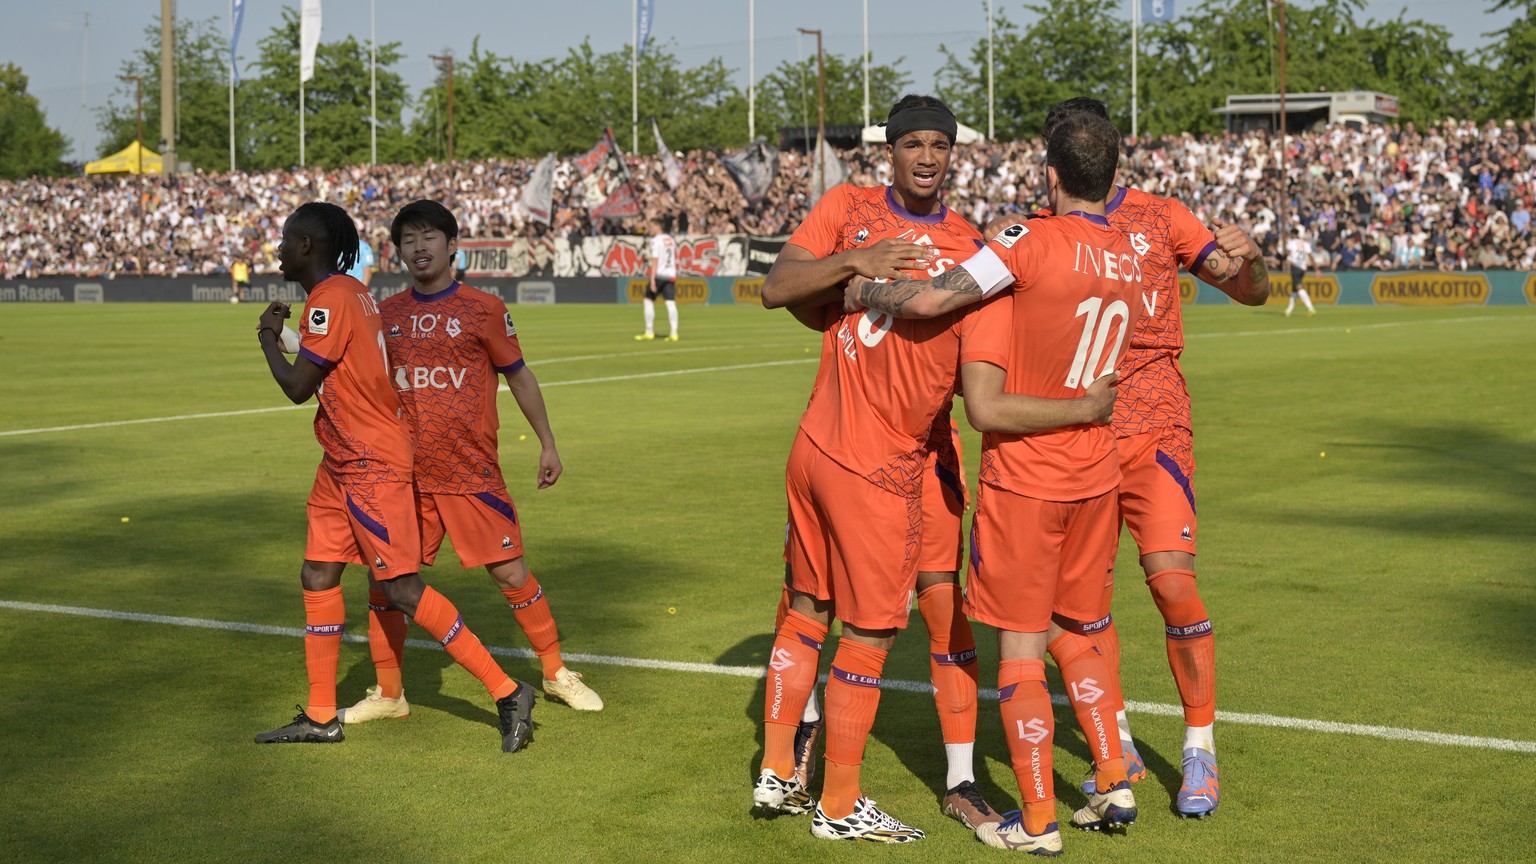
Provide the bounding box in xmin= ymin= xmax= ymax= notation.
xmin=84 ymin=141 xmax=163 ymax=175
xmin=1213 ymin=90 xmax=1399 ymax=133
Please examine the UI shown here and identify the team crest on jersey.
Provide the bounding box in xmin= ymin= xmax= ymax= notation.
xmin=852 ymin=228 xmax=870 ymax=245
xmin=992 ymin=223 xmax=1029 ymax=249
xmin=307 ymin=307 xmax=330 ymax=335
xmin=1130 ymin=232 xmax=1152 ymax=257
xmin=504 ymin=313 xmax=516 ymax=337
xmin=446 ymin=317 xmax=462 ymax=338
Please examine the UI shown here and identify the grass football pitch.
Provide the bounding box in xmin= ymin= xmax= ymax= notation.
xmin=1 ymin=300 xmax=1532 ymax=863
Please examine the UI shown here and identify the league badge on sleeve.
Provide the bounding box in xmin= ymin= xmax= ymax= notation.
xmin=307 ymin=307 xmax=330 ymax=335
xmin=992 ymin=223 xmax=1029 ymax=249
xmin=505 ymin=313 xmax=517 ymax=337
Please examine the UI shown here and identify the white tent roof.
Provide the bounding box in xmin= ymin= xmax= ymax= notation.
xmin=860 ymin=121 xmax=986 ymax=145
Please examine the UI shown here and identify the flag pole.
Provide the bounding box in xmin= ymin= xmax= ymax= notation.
xmin=632 ymin=0 xmax=639 ymax=153
xmin=748 ymin=0 xmax=755 ymax=140
xmin=229 ymin=0 xmax=235 ymax=172
xmin=1132 ymin=0 xmax=1139 ymax=139
xmin=370 ymin=0 xmax=377 ymax=165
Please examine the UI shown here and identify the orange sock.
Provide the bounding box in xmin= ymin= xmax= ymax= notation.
xmin=916 ymin=582 xmax=979 ymax=746
xmin=502 ymin=574 xmax=563 ymax=679
xmin=413 ymin=585 xmax=515 ymax=701
xmin=998 ymin=658 xmax=1054 ymax=833
xmin=302 ymin=586 xmax=345 ymax=724
xmin=367 ymin=588 xmax=407 ymax=699
xmin=1082 ymin=612 xmax=1123 ymax=710
xmin=1147 ymin=569 xmax=1215 ymax=726
xmin=820 ymin=639 xmax=887 ymax=819
xmin=1049 ymin=632 xmax=1127 ymax=791
xmin=762 ymin=609 xmax=827 ymax=777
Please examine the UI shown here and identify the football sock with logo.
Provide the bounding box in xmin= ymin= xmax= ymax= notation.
xmin=762 ymin=609 xmax=828 ymax=778
xmin=916 ymin=582 xmax=980 ymax=788
xmin=367 ymin=588 xmax=408 ymax=699
xmin=502 ymin=575 xmax=563 ymax=680
xmin=412 ymin=585 xmax=515 ymax=701
xmin=1049 ymin=632 xmax=1127 ymax=791
xmin=302 ymin=586 xmax=345 ymax=724
xmin=821 ymin=639 xmax=888 ymax=819
xmin=999 ymin=657 xmax=1055 ymax=834
xmin=1147 ymin=569 xmax=1215 ymax=727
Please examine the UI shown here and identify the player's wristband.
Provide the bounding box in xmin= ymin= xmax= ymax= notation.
xmin=258 ymin=326 xmax=280 ymax=343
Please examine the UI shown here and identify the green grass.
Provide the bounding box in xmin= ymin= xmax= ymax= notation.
xmin=1 ymin=302 xmax=1533 ymax=863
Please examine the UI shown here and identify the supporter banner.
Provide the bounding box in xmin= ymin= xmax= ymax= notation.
xmin=720 ymin=139 xmax=779 ymax=205
xmin=1370 ymin=273 xmax=1489 ymax=306
xmin=746 ymin=235 xmax=789 ymax=275
xmin=0 ymin=276 xmax=618 ymax=304
xmin=575 ymin=128 xmax=641 ymax=223
xmin=460 ymin=234 xmax=754 ymax=279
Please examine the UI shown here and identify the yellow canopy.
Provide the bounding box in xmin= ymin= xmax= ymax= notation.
xmin=85 ymin=141 xmax=163 ymax=175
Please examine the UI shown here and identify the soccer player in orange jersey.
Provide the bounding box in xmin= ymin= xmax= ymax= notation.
xmin=849 ymin=110 xmax=1143 ymax=854
xmin=252 ymin=202 xmax=536 ymax=751
xmin=753 ymin=96 xmax=1113 ymax=843
xmin=1042 ymin=98 xmax=1269 ymax=819
xmin=337 ymin=200 xmax=603 ymax=726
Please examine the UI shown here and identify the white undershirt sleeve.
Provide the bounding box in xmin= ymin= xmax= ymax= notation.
xmin=958 ymin=246 xmax=1016 ymax=297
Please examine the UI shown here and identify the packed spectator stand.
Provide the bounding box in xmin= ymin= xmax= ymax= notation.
xmin=5 ymin=117 xmax=1536 ymax=279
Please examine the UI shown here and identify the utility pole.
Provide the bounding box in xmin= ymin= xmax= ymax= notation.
xmin=160 ymin=0 xmax=177 ymax=175
xmin=430 ymin=54 xmax=455 ymax=162
xmin=797 ymin=28 xmax=825 ymax=197
xmin=1276 ymin=0 xmax=1288 ymax=247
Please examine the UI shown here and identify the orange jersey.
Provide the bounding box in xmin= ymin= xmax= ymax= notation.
xmin=379 ymin=281 xmax=525 ymax=495
xmin=297 ymin=272 xmax=412 ymax=483
xmin=960 ymin=212 xmax=1142 ymax=500
xmin=789 ymin=184 xmax=984 ymax=497
xmin=1102 ymin=186 xmax=1218 ymax=437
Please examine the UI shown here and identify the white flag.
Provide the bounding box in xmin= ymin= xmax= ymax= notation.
xmin=652 ymin=119 xmax=682 ymax=190
xmin=521 ymin=154 xmax=556 ymax=225
xmin=300 ymin=0 xmax=323 ymax=83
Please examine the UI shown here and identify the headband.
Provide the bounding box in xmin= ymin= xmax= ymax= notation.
xmin=884 ymin=105 xmax=958 ymax=145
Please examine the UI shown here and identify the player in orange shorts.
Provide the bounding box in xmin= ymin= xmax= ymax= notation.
xmin=251 ymin=202 xmax=535 ymax=752
xmin=1042 ymin=98 xmax=1270 ymax=819
xmin=849 ymin=110 xmax=1143 ymax=853
xmin=755 ymin=96 xmax=1118 ymax=844
xmin=336 ymin=200 xmax=603 ymax=729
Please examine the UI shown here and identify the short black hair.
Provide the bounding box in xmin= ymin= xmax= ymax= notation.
xmin=1046 ymin=111 xmax=1121 ymax=202
xmin=390 ymin=199 xmax=459 ymax=249
xmin=1043 ymin=97 xmax=1110 ymax=140
xmin=289 ymin=202 xmax=360 ymax=273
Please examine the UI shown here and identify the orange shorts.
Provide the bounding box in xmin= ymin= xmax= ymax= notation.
xmin=1116 ymin=429 xmax=1198 ymax=557
xmin=783 ymin=429 xmax=921 ymax=630
xmin=918 ymin=430 xmax=967 ymax=573
xmin=305 ymin=467 xmax=421 ymax=579
xmin=418 ymin=490 xmax=525 ymax=569
xmin=964 ymin=483 xmax=1119 ymax=632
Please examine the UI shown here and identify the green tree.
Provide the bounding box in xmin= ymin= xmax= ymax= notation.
xmin=242 ymin=6 xmax=412 ymax=169
xmin=1478 ymin=0 xmax=1536 ymax=122
xmin=412 ymin=39 xmax=749 ymax=160
xmin=0 ymin=63 xmax=70 ymax=179
xmin=937 ymin=1 xmax=1128 ymax=141
xmin=98 ymin=15 xmax=244 ymax=172
xmin=755 ymin=51 xmax=910 ymax=144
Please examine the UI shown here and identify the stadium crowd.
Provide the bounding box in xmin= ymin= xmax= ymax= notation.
xmin=4 ymin=116 xmax=1536 ymax=278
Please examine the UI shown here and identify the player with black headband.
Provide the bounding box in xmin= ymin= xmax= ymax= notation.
xmin=751 ymin=96 xmax=1113 ymax=843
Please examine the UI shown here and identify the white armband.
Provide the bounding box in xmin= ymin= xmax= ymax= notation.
xmin=958 ymin=247 xmax=1015 ymax=297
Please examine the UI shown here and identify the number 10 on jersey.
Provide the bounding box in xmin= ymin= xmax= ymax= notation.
xmin=1065 ymin=297 xmax=1131 ymax=389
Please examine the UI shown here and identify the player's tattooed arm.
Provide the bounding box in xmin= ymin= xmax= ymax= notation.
xmin=1200 ymin=220 xmax=1270 ymax=306
xmin=849 ymin=266 xmax=985 ymax=319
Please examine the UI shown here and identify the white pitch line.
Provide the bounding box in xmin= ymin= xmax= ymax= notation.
xmin=3 ymin=599 xmax=1532 ymax=755
xmin=0 ymin=357 xmax=818 ymax=438
xmin=1190 ymin=313 xmax=1522 ymax=340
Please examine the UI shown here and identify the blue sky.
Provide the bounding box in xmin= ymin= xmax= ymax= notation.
xmin=3 ymin=0 xmax=1519 ymax=162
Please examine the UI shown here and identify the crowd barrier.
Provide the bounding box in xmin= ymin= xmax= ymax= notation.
xmin=3 ymin=270 xmax=1534 ymax=306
